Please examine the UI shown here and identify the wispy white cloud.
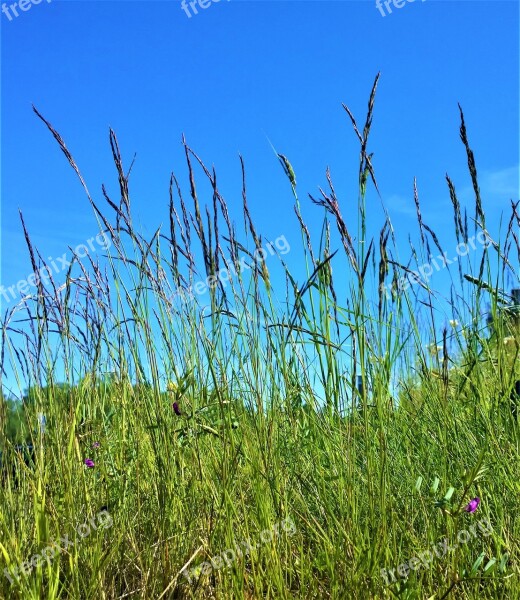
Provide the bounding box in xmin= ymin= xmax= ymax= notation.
xmin=458 ymin=164 xmax=519 ymax=206
xmin=385 ymin=193 xmax=419 ymax=218
xmin=385 ymin=165 xmax=519 ymax=220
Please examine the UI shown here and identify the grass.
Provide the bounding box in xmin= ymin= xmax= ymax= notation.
xmin=0 ymin=74 xmax=519 ymax=599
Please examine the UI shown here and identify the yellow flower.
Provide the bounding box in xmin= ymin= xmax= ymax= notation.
xmin=167 ymin=381 xmax=178 ymax=393
xmin=427 ymin=344 xmax=442 ymax=356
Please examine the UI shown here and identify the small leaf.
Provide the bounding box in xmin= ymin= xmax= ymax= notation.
xmin=443 ymin=486 xmax=455 ymax=501
xmin=499 ymin=553 xmax=509 ymax=572
xmin=430 ymin=477 xmax=440 ymax=494
xmin=415 ymin=476 xmax=423 ymax=492
xmin=469 ymin=551 xmax=486 ymax=576
xmin=483 ymin=558 xmax=497 ymax=574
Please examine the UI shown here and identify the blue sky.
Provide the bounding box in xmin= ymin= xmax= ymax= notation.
xmin=1 ymin=0 xmax=519 ymax=395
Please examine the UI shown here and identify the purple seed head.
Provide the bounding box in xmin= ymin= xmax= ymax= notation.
xmin=84 ymin=459 xmax=95 ymax=468
xmin=173 ymin=402 xmax=182 ymax=416
xmin=92 ymin=442 xmax=100 ymax=449
xmin=464 ymin=497 xmax=480 ymax=513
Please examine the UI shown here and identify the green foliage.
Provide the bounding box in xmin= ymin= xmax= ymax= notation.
xmin=1 ymin=77 xmax=518 ymax=599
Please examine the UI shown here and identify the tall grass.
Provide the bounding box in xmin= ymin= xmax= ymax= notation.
xmin=0 ymin=75 xmax=518 ymax=599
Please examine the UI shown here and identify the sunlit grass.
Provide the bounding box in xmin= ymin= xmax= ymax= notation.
xmin=0 ymin=75 xmax=519 ymax=599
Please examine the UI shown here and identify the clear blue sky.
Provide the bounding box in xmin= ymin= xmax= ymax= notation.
xmin=1 ymin=0 xmax=519 ymax=396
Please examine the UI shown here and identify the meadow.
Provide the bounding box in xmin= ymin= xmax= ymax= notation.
xmin=1 ymin=75 xmax=519 ymax=599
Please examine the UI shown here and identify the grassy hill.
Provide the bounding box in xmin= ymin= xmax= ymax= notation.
xmin=1 ymin=77 xmax=518 ymax=599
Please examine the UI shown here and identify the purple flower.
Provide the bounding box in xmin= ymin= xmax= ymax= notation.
xmin=172 ymin=402 xmax=182 ymax=416
xmin=84 ymin=459 xmax=95 ymax=468
xmin=92 ymin=442 xmax=100 ymax=449
xmin=464 ymin=497 xmax=480 ymax=513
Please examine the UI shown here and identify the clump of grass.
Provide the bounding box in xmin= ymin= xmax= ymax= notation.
xmin=0 ymin=75 xmax=518 ymax=599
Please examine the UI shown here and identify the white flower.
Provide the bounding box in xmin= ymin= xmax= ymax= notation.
xmin=449 ymin=319 xmax=459 ymax=328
